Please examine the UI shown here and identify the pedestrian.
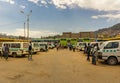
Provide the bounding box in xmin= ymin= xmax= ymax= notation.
xmin=56 ymin=43 xmax=59 ymax=51
xmin=28 ymin=41 xmax=32 ymax=61
xmin=92 ymin=43 xmax=99 ymax=65
xmin=4 ymin=44 xmax=9 ymax=60
xmin=86 ymin=43 xmax=91 ymax=61
xmin=45 ymin=44 xmax=48 ymax=52
xmin=84 ymin=43 xmax=87 ymax=54
xmin=72 ymin=44 xmax=75 ymax=52
xmin=2 ymin=44 xmax=5 ymax=59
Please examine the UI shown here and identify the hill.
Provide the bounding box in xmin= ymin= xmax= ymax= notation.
xmin=96 ymin=23 xmax=120 ymax=37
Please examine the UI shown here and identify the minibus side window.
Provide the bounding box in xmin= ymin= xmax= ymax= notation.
xmin=104 ymin=42 xmax=119 ymax=49
xmin=5 ymin=44 xmax=10 ymax=47
xmin=23 ymin=43 xmax=29 ymax=48
xmin=11 ymin=43 xmax=20 ymax=48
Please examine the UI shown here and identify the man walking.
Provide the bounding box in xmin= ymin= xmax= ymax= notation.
xmin=28 ymin=41 xmax=32 ymax=61
xmin=2 ymin=44 xmax=5 ymax=59
xmin=4 ymin=44 xmax=9 ymax=60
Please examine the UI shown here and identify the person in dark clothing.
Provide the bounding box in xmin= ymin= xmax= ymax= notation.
xmin=56 ymin=43 xmax=60 ymax=51
xmin=45 ymin=44 xmax=48 ymax=52
xmin=4 ymin=44 xmax=9 ymax=60
xmin=2 ymin=44 xmax=5 ymax=59
xmin=28 ymin=41 xmax=32 ymax=60
xmin=72 ymin=45 xmax=75 ymax=52
xmin=84 ymin=43 xmax=87 ymax=54
xmin=87 ymin=43 xmax=91 ymax=61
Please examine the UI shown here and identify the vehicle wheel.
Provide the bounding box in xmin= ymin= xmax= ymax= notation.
xmin=40 ymin=49 xmax=43 ymax=52
xmin=12 ymin=52 xmax=17 ymax=58
xmin=0 ymin=52 xmax=2 ymax=56
xmin=107 ymin=57 xmax=118 ymax=65
xmin=22 ymin=55 xmax=25 ymax=57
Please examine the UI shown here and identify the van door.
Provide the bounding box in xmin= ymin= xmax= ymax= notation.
xmin=102 ymin=41 xmax=120 ymax=60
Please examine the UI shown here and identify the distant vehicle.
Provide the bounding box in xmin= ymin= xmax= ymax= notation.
xmin=76 ymin=42 xmax=87 ymax=51
xmin=60 ymin=38 xmax=68 ymax=48
xmin=39 ymin=42 xmax=48 ymax=52
xmin=0 ymin=42 xmax=29 ymax=57
xmin=97 ymin=40 xmax=120 ymax=65
xmin=70 ymin=38 xmax=77 ymax=45
xmin=31 ymin=42 xmax=39 ymax=54
xmin=48 ymin=43 xmax=55 ymax=49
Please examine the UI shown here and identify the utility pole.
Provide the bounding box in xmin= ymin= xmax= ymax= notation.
xmin=24 ymin=22 xmax=26 ymax=39
xmin=21 ymin=10 xmax=32 ymax=41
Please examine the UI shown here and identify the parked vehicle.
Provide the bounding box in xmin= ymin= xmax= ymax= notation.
xmin=76 ymin=42 xmax=88 ymax=51
xmin=31 ymin=42 xmax=39 ymax=54
xmin=0 ymin=42 xmax=29 ymax=57
xmin=39 ymin=42 xmax=48 ymax=52
xmin=48 ymin=43 xmax=55 ymax=49
xmin=97 ymin=40 xmax=120 ymax=65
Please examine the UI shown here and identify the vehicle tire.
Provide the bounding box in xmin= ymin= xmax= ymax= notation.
xmin=40 ymin=49 xmax=43 ymax=52
xmin=107 ymin=57 xmax=118 ymax=65
xmin=0 ymin=52 xmax=2 ymax=56
xmin=12 ymin=52 xmax=17 ymax=58
xmin=22 ymin=55 xmax=25 ymax=57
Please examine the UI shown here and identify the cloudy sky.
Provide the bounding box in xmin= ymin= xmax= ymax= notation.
xmin=0 ymin=0 xmax=120 ymax=38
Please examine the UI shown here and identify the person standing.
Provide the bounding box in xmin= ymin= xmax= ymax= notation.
xmin=92 ymin=43 xmax=99 ymax=65
xmin=87 ymin=43 xmax=91 ymax=61
xmin=4 ymin=44 xmax=9 ymax=60
xmin=2 ymin=44 xmax=5 ymax=59
xmin=28 ymin=41 xmax=32 ymax=60
xmin=56 ymin=42 xmax=60 ymax=51
xmin=72 ymin=44 xmax=75 ymax=52
xmin=84 ymin=43 xmax=87 ymax=54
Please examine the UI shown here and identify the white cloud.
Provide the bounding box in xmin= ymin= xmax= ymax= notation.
xmin=0 ymin=0 xmax=15 ymax=4
xmin=28 ymin=0 xmax=48 ymax=7
xmin=49 ymin=0 xmax=120 ymax=21
xmin=92 ymin=13 xmax=120 ymax=21
xmin=28 ymin=0 xmax=40 ymax=4
xmin=2 ymin=28 xmax=60 ymax=38
xmin=20 ymin=5 xmax=26 ymax=9
xmin=50 ymin=0 xmax=120 ymax=11
xmin=41 ymin=0 xmax=47 ymax=5
xmin=27 ymin=0 xmax=120 ymax=11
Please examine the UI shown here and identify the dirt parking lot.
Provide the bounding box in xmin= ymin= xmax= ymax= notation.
xmin=0 ymin=49 xmax=120 ymax=83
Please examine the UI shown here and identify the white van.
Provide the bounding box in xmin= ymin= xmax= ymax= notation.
xmin=48 ymin=43 xmax=55 ymax=49
xmin=31 ymin=42 xmax=39 ymax=54
xmin=76 ymin=42 xmax=87 ymax=51
xmin=39 ymin=42 xmax=48 ymax=52
xmin=97 ymin=40 xmax=120 ymax=65
xmin=0 ymin=42 xmax=29 ymax=57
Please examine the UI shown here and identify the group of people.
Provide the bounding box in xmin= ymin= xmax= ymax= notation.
xmin=1 ymin=41 xmax=33 ymax=61
xmin=84 ymin=43 xmax=99 ymax=65
xmin=68 ymin=43 xmax=76 ymax=52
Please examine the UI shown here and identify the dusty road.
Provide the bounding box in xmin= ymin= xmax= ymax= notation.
xmin=0 ymin=49 xmax=120 ymax=83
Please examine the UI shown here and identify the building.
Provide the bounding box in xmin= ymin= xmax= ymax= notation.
xmin=71 ymin=33 xmax=79 ymax=38
xmin=79 ymin=32 xmax=94 ymax=38
xmin=62 ymin=32 xmax=72 ymax=38
xmin=62 ymin=31 xmax=94 ymax=38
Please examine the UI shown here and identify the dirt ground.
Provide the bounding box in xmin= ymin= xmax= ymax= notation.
xmin=0 ymin=48 xmax=120 ymax=83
